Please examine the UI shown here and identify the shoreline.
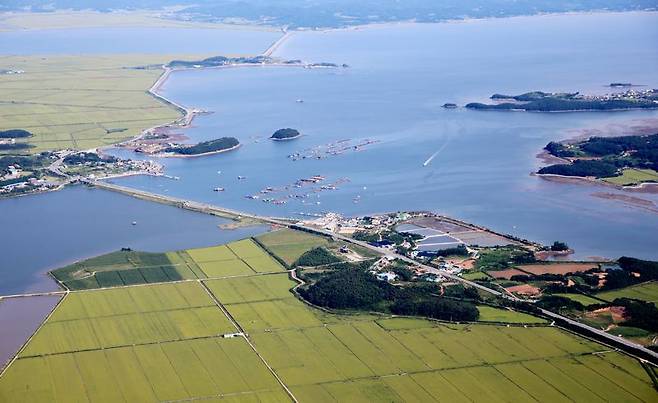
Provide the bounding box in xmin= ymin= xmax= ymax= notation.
xmin=533 ymin=172 xmax=658 ymax=194
xmin=468 ymin=106 xmax=658 ymax=114
xmin=271 ymin=134 xmax=302 ymax=141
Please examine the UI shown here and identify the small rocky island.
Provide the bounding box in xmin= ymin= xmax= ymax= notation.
xmin=270 ymin=128 xmax=301 ymax=141
xmin=164 ymin=137 xmax=240 ymax=156
xmin=466 ymin=89 xmax=658 ymax=112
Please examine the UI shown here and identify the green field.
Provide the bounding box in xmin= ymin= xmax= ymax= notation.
xmin=477 ymin=305 xmax=546 ymax=323
xmin=256 ymin=229 xmax=329 ymax=266
xmin=0 ymin=281 xmax=290 ymax=402
xmin=462 ymin=271 xmax=491 ymax=281
xmin=189 ymin=239 xmax=287 ymax=278
xmin=553 ymin=293 xmax=605 ymax=306
xmin=205 ymin=273 xmax=295 ymax=304
xmin=51 ymin=250 xmax=200 ymax=290
xmin=603 ymin=169 xmax=658 ymax=186
xmin=597 ymin=281 xmax=658 ymax=305
xmin=3 ymin=235 xmax=657 ymax=402
xmin=20 ymin=282 xmax=235 ymax=357
xmin=52 ymin=239 xmax=288 ymax=290
xmin=0 ymin=55 xmax=192 ymax=152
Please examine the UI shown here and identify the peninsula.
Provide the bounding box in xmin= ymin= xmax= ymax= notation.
xmin=537 ymin=133 xmax=658 ymax=187
xmin=466 ymin=89 xmax=658 ymax=112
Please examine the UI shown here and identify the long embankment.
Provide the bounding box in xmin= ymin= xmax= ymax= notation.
xmin=84 ymin=178 xmax=658 ymax=365
xmin=262 ymin=30 xmax=293 ymax=57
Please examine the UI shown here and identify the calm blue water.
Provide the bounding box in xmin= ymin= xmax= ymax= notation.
xmin=0 ymin=26 xmax=279 ymax=55
xmin=110 ymin=12 xmax=658 ymax=260
xmin=0 ymin=187 xmax=267 ymax=295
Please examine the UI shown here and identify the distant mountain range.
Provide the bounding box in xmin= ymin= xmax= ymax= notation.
xmin=2 ymin=0 xmax=657 ymax=28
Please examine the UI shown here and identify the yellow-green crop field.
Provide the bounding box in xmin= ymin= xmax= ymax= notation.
xmin=477 ymin=305 xmax=546 ymax=323
xmin=553 ymin=293 xmax=605 ymax=306
xmin=603 ymin=169 xmax=658 ymax=186
xmin=597 ymin=281 xmax=658 ymax=305
xmin=2 ymin=235 xmax=657 ymax=402
xmin=188 ymin=239 xmax=287 ymax=278
xmin=20 ymin=282 xmax=235 ymax=357
xmin=52 ymin=238 xmax=289 ymax=290
xmin=256 ymin=229 xmax=329 ymax=266
xmin=0 ymin=54 xmax=204 ymax=152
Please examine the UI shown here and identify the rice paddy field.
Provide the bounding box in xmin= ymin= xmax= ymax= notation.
xmin=477 ymin=305 xmax=546 ymax=324
xmin=2 ymin=234 xmax=657 ymax=402
xmin=256 ymin=229 xmax=329 ymax=266
xmin=0 ymin=55 xmax=195 ymax=152
xmin=52 ymin=238 xmax=288 ymax=290
xmin=597 ymin=282 xmax=658 ymax=305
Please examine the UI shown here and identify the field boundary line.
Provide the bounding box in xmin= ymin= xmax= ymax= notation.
xmin=198 ymin=280 xmax=298 ymax=402
xmin=640 ymin=361 xmax=658 ymax=390
xmin=18 ymin=334 xmax=241 ymax=360
xmin=44 ymin=304 xmax=219 ymax=324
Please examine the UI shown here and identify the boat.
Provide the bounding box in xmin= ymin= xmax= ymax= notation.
xmin=213 ymin=187 xmax=225 ymax=192
xmin=131 ymin=221 xmax=137 ymax=226
xmin=237 ymin=176 xmax=247 ymax=180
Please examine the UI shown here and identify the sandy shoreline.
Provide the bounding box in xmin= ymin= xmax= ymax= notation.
xmin=534 ymin=172 xmax=658 ymax=195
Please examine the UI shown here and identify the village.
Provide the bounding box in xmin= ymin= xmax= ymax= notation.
xmin=0 ymin=149 xmax=164 ymax=197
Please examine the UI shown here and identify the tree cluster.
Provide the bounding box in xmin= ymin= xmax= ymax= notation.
xmin=0 ymin=129 xmax=32 ymax=138
xmin=537 ymin=159 xmax=618 ymax=178
xmin=299 ymin=268 xmax=394 ymax=309
xmin=293 ymin=247 xmax=341 ymax=267
xmin=165 ymin=137 xmax=239 ymax=155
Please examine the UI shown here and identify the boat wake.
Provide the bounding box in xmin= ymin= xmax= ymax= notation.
xmin=423 ymin=138 xmax=451 ymax=167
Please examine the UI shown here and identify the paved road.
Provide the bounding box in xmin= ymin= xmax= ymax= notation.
xmin=86 ymin=179 xmax=658 ymax=363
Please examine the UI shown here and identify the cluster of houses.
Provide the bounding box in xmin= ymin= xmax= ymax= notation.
xmin=582 ymin=88 xmax=658 ymax=102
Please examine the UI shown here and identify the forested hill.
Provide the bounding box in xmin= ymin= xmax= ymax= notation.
xmin=538 ymin=133 xmax=658 ymax=178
